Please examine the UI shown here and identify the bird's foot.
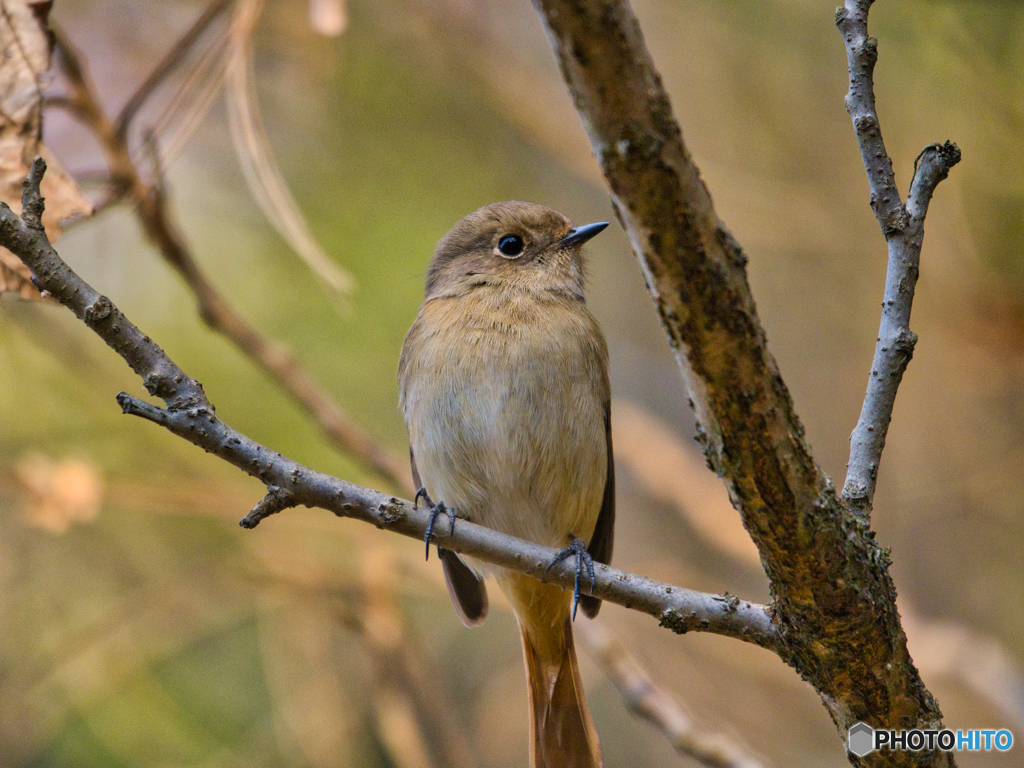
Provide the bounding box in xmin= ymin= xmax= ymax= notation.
xmin=546 ymin=534 xmax=596 ymax=621
xmin=414 ymin=487 xmax=457 ymax=561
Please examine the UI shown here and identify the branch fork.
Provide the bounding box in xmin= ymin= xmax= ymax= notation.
xmin=838 ymin=0 xmax=961 ymax=518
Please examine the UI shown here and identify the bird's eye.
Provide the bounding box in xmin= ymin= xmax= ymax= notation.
xmin=497 ymin=234 xmax=525 ymax=258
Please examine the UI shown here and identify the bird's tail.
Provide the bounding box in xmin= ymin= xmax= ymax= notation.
xmin=508 ymin=575 xmax=602 ymax=768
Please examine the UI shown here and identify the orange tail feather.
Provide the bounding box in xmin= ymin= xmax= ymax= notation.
xmin=520 ymin=614 xmax=602 ymax=768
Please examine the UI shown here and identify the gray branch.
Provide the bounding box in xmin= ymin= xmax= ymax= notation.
xmin=0 ymin=157 xmax=779 ymax=654
xmin=837 ymin=1 xmax=961 ymax=516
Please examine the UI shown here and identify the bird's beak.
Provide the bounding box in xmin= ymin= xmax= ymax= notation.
xmin=557 ymin=221 xmax=609 ymax=248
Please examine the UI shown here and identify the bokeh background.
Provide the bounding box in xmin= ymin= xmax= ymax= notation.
xmin=1 ymin=0 xmax=1022 ymax=766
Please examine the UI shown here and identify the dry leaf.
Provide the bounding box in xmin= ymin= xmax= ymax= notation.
xmin=0 ymin=246 xmax=36 ymax=296
xmin=16 ymin=453 xmax=104 ymax=533
xmin=0 ymin=0 xmax=92 ymax=299
xmin=226 ymin=0 xmax=354 ymax=296
xmin=613 ymin=400 xmax=761 ymax=566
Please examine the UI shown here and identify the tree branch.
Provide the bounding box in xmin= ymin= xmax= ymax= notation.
xmin=579 ymin=622 xmax=768 ymax=768
xmin=836 ymin=1 xmax=961 ymax=517
xmin=51 ymin=28 xmax=413 ymax=493
xmin=0 ymin=157 xmax=778 ymax=654
xmin=531 ymin=1 xmax=953 ymax=764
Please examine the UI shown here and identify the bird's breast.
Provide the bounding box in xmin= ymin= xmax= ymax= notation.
xmin=399 ymin=290 xmax=608 ymax=548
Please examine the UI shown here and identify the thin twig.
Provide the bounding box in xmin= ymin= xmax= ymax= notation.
xmin=579 ymin=622 xmax=767 ymax=768
xmin=836 ymin=1 xmax=961 ymax=518
xmin=249 ymin=485 xmax=298 ymax=523
xmin=139 ymin=8 xmax=232 ymax=171
xmin=113 ymin=0 xmax=233 ymax=141
xmin=51 ymin=28 xmax=412 ymax=493
xmin=0 ymin=161 xmax=779 ymax=652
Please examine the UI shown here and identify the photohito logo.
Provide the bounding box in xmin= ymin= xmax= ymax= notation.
xmin=848 ymin=723 xmax=1014 ymax=757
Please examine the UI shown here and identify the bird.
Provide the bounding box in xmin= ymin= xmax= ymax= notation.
xmin=398 ymin=201 xmax=614 ymax=768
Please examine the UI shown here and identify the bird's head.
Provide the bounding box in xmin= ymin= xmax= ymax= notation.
xmin=424 ymin=201 xmax=608 ymax=301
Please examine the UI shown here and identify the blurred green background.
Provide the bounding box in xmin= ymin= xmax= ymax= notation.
xmin=1 ymin=0 xmax=1023 ymax=766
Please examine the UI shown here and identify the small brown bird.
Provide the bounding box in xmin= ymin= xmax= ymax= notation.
xmin=399 ymin=201 xmax=614 ymax=768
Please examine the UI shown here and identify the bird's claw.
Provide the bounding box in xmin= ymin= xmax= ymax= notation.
xmin=546 ymin=534 xmax=596 ymax=621
xmin=416 ymin=487 xmax=457 ymax=561
xmin=414 ymin=486 xmax=432 ymax=509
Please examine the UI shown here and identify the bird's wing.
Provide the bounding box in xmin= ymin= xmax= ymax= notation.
xmin=411 ymin=447 xmax=489 ymax=627
xmin=579 ymin=400 xmax=614 ymax=619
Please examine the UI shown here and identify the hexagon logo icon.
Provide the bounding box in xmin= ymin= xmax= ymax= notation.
xmin=848 ymin=722 xmax=875 ymax=757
